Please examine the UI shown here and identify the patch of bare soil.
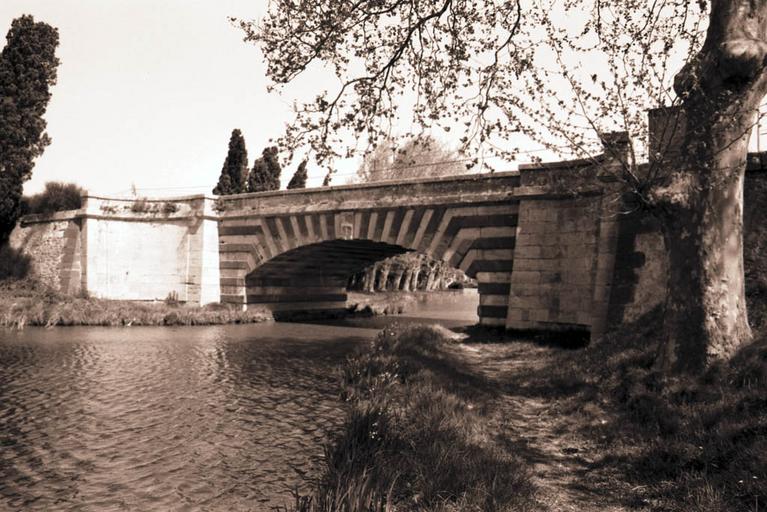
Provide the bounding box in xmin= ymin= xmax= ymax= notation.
xmin=458 ymin=341 xmax=638 ymax=512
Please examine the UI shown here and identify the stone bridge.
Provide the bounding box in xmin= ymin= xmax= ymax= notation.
xmin=12 ymin=148 xmax=651 ymax=340
xmin=217 ymin=172 xmax=521 ymax=325
xmin=214 ymin=158 xmax=622 ymax=337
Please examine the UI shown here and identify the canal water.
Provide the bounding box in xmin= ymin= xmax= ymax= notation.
xmin=0 ymin=289 xmax=478 ymax=511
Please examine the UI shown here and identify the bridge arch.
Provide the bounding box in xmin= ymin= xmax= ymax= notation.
xmin=217 ymin=203 xmax=519 ymax=325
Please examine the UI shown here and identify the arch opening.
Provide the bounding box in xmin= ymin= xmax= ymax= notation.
xmin=244 ymin=239 xmax=411 ymax=318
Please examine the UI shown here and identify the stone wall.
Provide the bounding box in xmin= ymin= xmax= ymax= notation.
xmin=505 ymin=157 xmax=621 ymax=339
xmin=10 ymin=212 xmax=83 ymax=295
xmin=9 ymin=195 xmax=221 ymax=306
xmin=606 ymin=156 xmax=767 ymax=329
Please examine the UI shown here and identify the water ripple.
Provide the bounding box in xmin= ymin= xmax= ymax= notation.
xmin=0 ymin=323 xmax=374 ymax=510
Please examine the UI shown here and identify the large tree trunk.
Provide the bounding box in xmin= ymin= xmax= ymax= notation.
xmin=654 ymin=0 xmax=767 ymax=373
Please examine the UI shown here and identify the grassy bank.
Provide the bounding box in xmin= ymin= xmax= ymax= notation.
xmin=487 ymin=308 xmax=767 ymax=511
xmin=0 ymin=279 xmax=271 ymax=328
xmin=282 ymin=324 xmax=537 ymax=512
xmin=592 ymin=313 xmax=767 ymax=511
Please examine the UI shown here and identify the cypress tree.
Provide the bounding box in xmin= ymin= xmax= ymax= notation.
xmin=212 ymin=129 xmax=248 ymax=195
xmin=249 ymin=146 xmax=281 ymax=192
xmin=0 ymin=16 xmax=60 ymax=243
xmin=286 ymin=160 xmax=308 ymax=189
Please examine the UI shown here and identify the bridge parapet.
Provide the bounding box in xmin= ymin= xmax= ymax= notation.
xmin=216 ymin=172 xmax=521 ymax=216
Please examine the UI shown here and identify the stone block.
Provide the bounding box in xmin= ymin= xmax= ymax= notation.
xmin=476 ymin=271 xmax=512 ymax=283
xmin=512 ymin=270 xmax=540 ymax=284
xmin=480 ymin=249 xmax=515 ymax=261
xmin=540 ymin=271 xmax=562 ymax=284
xmin=480 ymin=294 xmax=510 ymax=306
xmin=480 ymin=316 xmax=506 ymax=327
xmin=514 ymin=245 xmax=542 ymax=259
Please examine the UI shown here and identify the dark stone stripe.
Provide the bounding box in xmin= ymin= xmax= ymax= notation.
xmin=265 ymin=217 xmax=280 ymax=246
xmin=311 ymin=214 xmax=322 ymax=240
xmin=325 ymin=213 xmax=336 ymax=239
xmin=249 ymin=276 xmax=349 ymax=287
xmin=478 ymin=305 xmax=508 ymax=319
xmin=468 ymin=259 xmax=515 ymax=274
xmin=298 ymin=215 xmax=309 ymax=238
xmin=417 ymin=207 xmax=446 ymax=252
xmin=246 ymin=293 xmax=347 ymax=304
xmin=471 ymin=237 xmax=516 ymax=250
xmin=372 ymin=210 xmax=386 ymax=241
xmin=478 ymin=282 xmax=511 ymax=295
xmin=220 ymin=260 xmax=249 ymax=270
xmin=388 ymin=208 xmax=406 ymax=242
xmin=358 ymin=211 xmax=371 ymax=239
xmin=221 ymin=294 xmax=244 ymax=304
xmin=282 ymin=216 xmax=296 ymax=242
xmin=448 ymin=238 xmax=475 ymax=268
xmin=220 ymin=277 xmax=243 ymax=287
xmin=219 ymin=243 xmax=254 ymax=253
xmin=219 ymin=224 xmax=264 ymax=236
xmin=401 ymin=207 xmax=425 ymax=248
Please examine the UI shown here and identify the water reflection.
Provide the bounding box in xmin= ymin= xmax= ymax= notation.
xmin=0 ymin=290 xmax=479 ymax=510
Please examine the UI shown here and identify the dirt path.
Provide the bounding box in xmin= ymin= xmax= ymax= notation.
xmin=459 ymin=342 xmax=636 ymax=512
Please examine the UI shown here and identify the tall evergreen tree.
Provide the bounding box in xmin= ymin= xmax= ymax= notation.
xmin=286 ymin=160 xmax=308 ymax=189
xmin=212 ymin=129 xmax=248 ymax=195
xmin=0 ymin=16 xmax=59 ymax=243
xmin=248 ymin=146 xmax=281 ymax=192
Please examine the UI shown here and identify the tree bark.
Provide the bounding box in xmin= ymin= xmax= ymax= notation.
xmin=654 ymin=0 xmax=767 ymax=373
xmin=364 ymin=264 xmax=377 ymax=293
xmin=376 ymin=262 xmax=391 ymax=292
xmin=410 ymin=267 xmax=421 ymax=291
xmin=401 ymin=267 xmax=412 ymax=291
xmin=392 ymin=266 xmax=406 ymax=291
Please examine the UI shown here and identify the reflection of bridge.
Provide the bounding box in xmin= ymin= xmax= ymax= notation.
xmin=12 ymin=147 xmax=634 ymax=340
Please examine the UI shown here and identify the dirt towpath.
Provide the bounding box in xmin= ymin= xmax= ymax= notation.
xmin=458 ymin=341 xmax=637 ymax=512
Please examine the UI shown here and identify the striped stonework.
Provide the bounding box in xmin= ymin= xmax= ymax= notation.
xmin=218 ymin=202 xmax=519 ymax=325
xmin=215 ymin=156 xmax=624 ymax=338
xmin=216 ymin=172 xmax=522 ymax=324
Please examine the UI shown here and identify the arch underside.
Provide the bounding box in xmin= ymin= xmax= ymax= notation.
xmin=247 ymin=240 xmax=409 ymax=315
xmin=218 ymin=202 xmax=519 ymax=325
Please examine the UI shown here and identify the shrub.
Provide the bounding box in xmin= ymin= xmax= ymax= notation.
xmin=131 ymin=198 xmax=150 ymax=213
xmin=0 ymin=244 xmax=30 ymax=280
xmin=21 ymin=182 xmax=84 ymax=216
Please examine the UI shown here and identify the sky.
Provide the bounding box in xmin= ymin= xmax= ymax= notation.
xmin=1 ymin=0 xmax=349 ymax=196
xmin=3 ymin=2 xmax=766 ymax=197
